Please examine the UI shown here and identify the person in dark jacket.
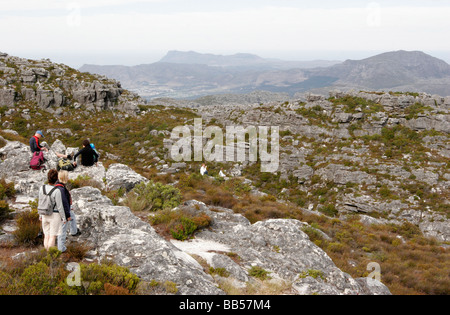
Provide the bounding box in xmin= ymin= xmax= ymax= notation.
xmin=73 ymin=140 xmax=99 ymax=167
xmin=56 ymin=170 xmax=81 ymax=252
xmin=30 ymin=130 xmax=49 ymax=154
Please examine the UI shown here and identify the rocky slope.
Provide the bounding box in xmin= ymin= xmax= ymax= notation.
xmin=0 ymin=52 xmax=448 ymax=295
xmin=196 ymin=90 xmax=450 ymax=243
xmin=0 ymin=137 xmax=390 ymax=295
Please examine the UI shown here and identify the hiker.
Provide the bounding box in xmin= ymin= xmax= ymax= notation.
xmin=38 ymin=169 xmax=66 ymax=251
xmin=73 ymin=139 xmax=99 ymax=167
xmin=29 ymin=130 xmax=49 ymax=154
xmin=29 ymin=130 xmax=50 ymax=170
xmin=56 ymin=170 xmax=81 ymax=253
xmin=200 ymin=164 xmax=208 ymax=176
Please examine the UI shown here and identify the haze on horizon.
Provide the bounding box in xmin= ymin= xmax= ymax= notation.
xmin=1 ymin=0 xmax=450 ymax=68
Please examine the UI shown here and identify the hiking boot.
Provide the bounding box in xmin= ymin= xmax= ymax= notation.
xmin=71 ymin=229 xmax=82 ymax=237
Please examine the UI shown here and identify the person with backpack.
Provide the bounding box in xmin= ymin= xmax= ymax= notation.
xmin=56 ymin=170 xmax=81 ymax=253
xmin=38 ymin=169 xmax=67 ymax=251
xmin=30 ymin=130 xmax=49 ymax=154
xmin=29 ymin=131 xmax=49 ymax=171
xmin=73 ymin=140 xmax=99 ymax=167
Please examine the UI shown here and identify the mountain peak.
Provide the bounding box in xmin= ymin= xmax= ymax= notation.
xmin=329 ymin=50 xmax=450 ymax=90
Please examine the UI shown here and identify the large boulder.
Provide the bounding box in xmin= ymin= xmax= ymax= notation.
xmin=105 ymin=163 xmax=148 ymax=192
xmin=71 ymin=187 xmax=224 ymax=295
xmin=171 ymin=200 xmax=391 ymax=295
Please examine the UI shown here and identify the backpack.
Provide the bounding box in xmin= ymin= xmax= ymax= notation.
xmin=30 ymin=151 xmax=45 ymax=170
xmin=90 ymin=143 xmax=99 ymax=162
xmin=57 ymin=158 xmax=75 ymax=172
xmin=37 ymin=185 xmax=58 ymax=216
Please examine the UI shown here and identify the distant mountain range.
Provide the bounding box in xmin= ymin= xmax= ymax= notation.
xmin=159 ymin=50 xmax=341 ymax=70
xmin=79 ymin=50 xmax=450 ymax=99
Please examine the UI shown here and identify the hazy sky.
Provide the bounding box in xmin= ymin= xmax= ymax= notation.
xmin=1 ymin=0 xmax=450 ymax=67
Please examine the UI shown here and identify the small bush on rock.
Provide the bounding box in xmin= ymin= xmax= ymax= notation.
xmin=13 ymin=210 xmax=42 ymax=247
xmin=125 ymin=181 xmax=181 ymax=212
xmin=150 ymin=208 xmax=212 ymax=241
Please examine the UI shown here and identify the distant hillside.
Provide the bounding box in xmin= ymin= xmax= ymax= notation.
xmin=159 ymin=50 xmax=340 ymax=70
xmin=80 ymin=50 xmax=450 ymax=99
xmin=311 ymin=50 xmax=450 ymax=94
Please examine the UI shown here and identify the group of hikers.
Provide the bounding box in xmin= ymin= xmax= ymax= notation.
xmin=29 ymin=130 xmax=229 ymax=253
xmin=29 ymin=130 xmax=99 ymax=252
xmin=30 ymin=130 xmax=99 ymax=171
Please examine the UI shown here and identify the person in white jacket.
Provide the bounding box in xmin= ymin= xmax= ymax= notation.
xmin=200 ymin=164 xmax=208 ymax=176
xmin=39 ymin=169 xmax=67 ymax=251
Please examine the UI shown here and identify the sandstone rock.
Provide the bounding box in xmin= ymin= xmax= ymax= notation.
xmin=315 ymin=164 xmax=377 ymax=185
xmin=105 ymin=163 xmax=148 ymax=191
xmin=71 ymin=187 xmax=224 ymax=295
xmin=0 ymin=53 xmax=143 ymax=114
xmin=178 ymin=201 xmax=391 ymax=295
xmin=292 ymin=165 xmax=314 ymax=183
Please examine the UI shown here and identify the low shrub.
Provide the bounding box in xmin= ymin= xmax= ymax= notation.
xmin=150 ymin=208 xmax=212 ymax=241
xmin=0 ymin=200 xmax=12 ymax=224
xmin=68 ymin=175 xmax=103 ymax=190
xmin=125 ymin=181 xmax=181 ymax=212
xmin=0 ymin=249 xmax=141 ymax=295
xmin=77 ymin=262 xmax=140 ymax=295
xmin=170 ymin=217 xmax=198 ymax=241
xmin=248 ymin=266 xmax=271 ymax=281
xmin=299 ymin=269 xmax=326 ymax=281
xmin=319 ymin=204 xmax=338 ymax=217
xmin=12 ymin=210 xmax=41 ymax=247
xmin=0 ymin=178 xmax=16 ymax=200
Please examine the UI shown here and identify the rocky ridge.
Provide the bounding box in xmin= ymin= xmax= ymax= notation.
xmin=0 ymin=52 xmax=143 ymax=114
xmin=0 ymin=137 xmax=390 ymax=295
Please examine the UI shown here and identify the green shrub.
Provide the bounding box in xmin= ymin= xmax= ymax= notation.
xmin=126 ymin=181 xmax=181 ymax=212
xmin=248 ymin=266 xmax=271 ymax=280
xmin=77 ymin=262 xmax=140 ymax=295
xmin=327 ymin=242 xmax=345 ymax=253
xmin=299 ymin=269 xmax=326 ymax=281
xmin=68 ymin=175 xmax=102 ymax=190
xmin=170 ymin=217 xmax=198 ymax=241
xmin=0 ymin=178 xmax=16 ymax=200
xmin=150 ymin=209 xmax=212 ymax=241
xmin=319 ymin=204 xmax=338 ymax=217
xmin=13 ymin=210 xmax=42 ymax=246
xmin=0 ymin=200 xmax=12 ymax=224
xmin=0 ymin=249 xmax=140 ymax=295
xmin=209 ymin=267 xmax=230 ymax=278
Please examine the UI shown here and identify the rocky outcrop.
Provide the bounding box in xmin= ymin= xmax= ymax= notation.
xmin=70 ymin=190 xmax=390 ymax=295
xmin=71 ymin=187 xmax=223 ymax=295
xmin=175 ymin=200 xmax=391 ymax=295
xmin=0 ymin=52 xmax=144 ymax=114
xmin=195 ymin=90 xmax=450 ymax=243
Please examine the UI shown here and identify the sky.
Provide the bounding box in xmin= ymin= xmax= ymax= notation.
xmin=1 ymin=0 xmax=450 ymax=68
